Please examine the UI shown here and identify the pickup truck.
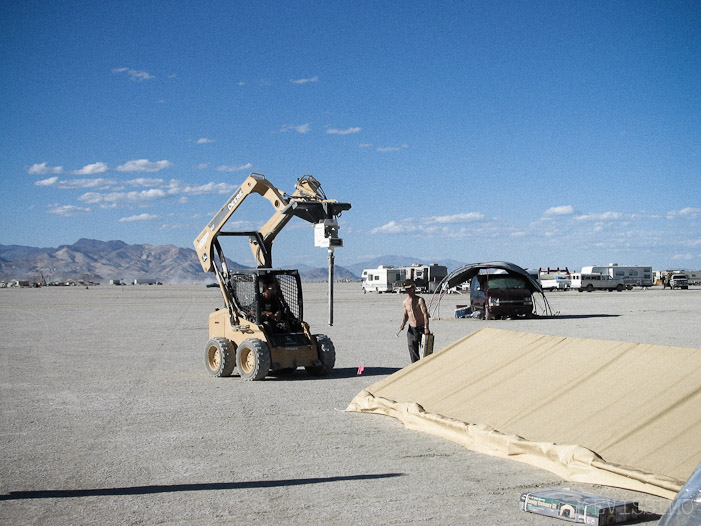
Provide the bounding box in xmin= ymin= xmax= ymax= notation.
xmin=669 ymin=274 xmax=689 ymax=289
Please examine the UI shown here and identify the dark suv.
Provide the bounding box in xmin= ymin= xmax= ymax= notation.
xmin=470 ymin=273 xmax=534 ymax=319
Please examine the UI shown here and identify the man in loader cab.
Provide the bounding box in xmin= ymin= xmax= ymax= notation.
xmin=253 ymin=279 xmax=292 ymax=333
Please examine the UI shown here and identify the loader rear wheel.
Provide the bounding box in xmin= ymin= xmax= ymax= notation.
xmin=205 ymin=338 xmax=236 ymax=377
xmin=236 ymin=338 xmax=271 ymax=381
xmin=306 ymin=334 xmax=335 ymax=376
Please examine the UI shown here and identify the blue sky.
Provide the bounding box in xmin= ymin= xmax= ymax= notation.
xmin=2 ymin=1 xmax=700 ymax=271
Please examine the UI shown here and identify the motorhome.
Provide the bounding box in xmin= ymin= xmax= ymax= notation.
xmin=361 ymin=266 xmax=403 ymax=293
xmin=581 ymin=264 xmax=653 ymax=288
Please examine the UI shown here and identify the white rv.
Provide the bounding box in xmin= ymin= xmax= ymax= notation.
xmin=361 ymin=266 xmax=404 ymax=293
xmin=581 ymin=264 xmax=653 ymax=288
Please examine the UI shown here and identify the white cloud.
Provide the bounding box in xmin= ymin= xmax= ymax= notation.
xmin=116 ymin=159 xmax=173 ymax=173
xmin=56 ymin=178 xmax=117 ymax=190
xmin=196 ymin=138 xmax=215 ymax=144
xmin=672 ymin=253 xmax=694 ymax=261
xmin=119 ymin=213 xmax=158 ymax=222
xmin=327 ymin=127 xmax=361 ymax=135
xmin=216 ymin=163 xmax=253 ymax=173
xmin=543 ymin=205 xmax=575 ymax=217
xmin=667 ymin=207 xmax=701 ymax=220
xmin=377 ymin=145 xmax=408 ymax=152
xmin=34 ymin=176 xmax=59 ymax=187
xmin=277 ymin=123 xmax=311 ymax=134
xmin=576 ymin=211 xmax=623 ymax=221
xmin=124 ymin=177 xmax=166 ymax=187
xmin=427 ymin=212 xmax=485 ymax=224
xmin=290 ymin=76 xmax=319 ymax=84
xmin=371 ymin=212 xmax=488 ymax=235
xmin=29 ymin=162 xmax=63 ymax=175
xmin=180 ymin=182 xmax=236 ymax=195
xmin=78 ymin=189 xmax=167 ymax=205
xmin=159 ymin=223 xmax=185 ymax=230
xmin=73 ymin=162 xmax=109 ymax=175
xmin=46 ymin=204 xmax=91 ymax=216
xmin=112 ymin=67 xmax=155 ymax=81
xmin=370 ymin=220 xmax=417 ymax=235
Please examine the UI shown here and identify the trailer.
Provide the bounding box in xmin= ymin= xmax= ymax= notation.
xmin=581 ymin=264 xmax=653 ymax=288
xmin=397 ymin=264 xmax=448 ymax=293
xmin=361 ymin=266 xmax=404 ymax=293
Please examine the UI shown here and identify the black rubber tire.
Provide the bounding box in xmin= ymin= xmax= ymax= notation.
xmin=236 ymin=338 xmax=271 ymax=381
xmin=306 ymin=334 xmax=336 ymax=376
xmin=204 ymin=338 xmax=236 ymax=377
xmin=616 ymin=284 xmax=624 ymax=292
xmin=586 ymin=284 xmax=594 ymax=292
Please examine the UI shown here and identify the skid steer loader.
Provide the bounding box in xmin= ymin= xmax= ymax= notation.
xmin=194 ymin=173 xmax=351 ymax=380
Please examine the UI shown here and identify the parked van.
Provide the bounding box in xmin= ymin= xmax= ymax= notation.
xmin=470 ymin=272 xmax=534 ymax=319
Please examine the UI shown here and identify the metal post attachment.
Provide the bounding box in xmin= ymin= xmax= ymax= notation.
xmin=328 ymin=248 xmax=335 ymax=326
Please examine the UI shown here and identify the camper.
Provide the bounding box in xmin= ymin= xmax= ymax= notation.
xmin=538 ymin=267 xmax=571 ymax=291
xmin=581 ymin=264 xmax=653 ymax=288
xmin=570 ymin=273 xmax=626 ymax=292
xmin=398 ymin=264 xmax=448 ymax=293
xmin=361 ymin=266 xmax=403 ymax=293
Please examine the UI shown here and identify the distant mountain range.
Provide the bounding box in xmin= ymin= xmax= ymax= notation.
xmin=0 ymin=239 xmax=466 ymax=284
xmin=0 ymin=239 xmax=361 ymax=284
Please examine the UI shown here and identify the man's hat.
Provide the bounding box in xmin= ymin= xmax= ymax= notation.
xmin=403 ymin=279 xmax=415 ymax=288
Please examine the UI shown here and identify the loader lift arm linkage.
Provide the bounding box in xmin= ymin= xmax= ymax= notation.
xmin=194 ymin=173 xmax=351 ymax=325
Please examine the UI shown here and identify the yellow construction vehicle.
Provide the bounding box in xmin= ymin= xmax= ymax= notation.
xmin=194 ymin=173 xmax=351 ymax=380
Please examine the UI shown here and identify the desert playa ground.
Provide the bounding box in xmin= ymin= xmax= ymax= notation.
xmin=1 ymin=283 xmax=699 ymax=524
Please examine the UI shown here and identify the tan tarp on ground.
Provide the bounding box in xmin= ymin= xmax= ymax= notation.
xmin=347 ymin=328 xmax=701 ymax=499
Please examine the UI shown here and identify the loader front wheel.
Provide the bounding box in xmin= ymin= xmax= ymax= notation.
xmin=306 ymin=334 xmax=336 ymax=376
xmin=205 ymin=338 xmax=236 ymax=377
xmin=236 ymin=339 xmax=271 ymax=381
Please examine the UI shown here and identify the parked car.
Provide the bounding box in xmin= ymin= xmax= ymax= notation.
xmin=470 ymin=272 xmax=534 ymax=319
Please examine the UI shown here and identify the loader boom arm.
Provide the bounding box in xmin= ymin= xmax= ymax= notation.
xmin=194 ymin=173 xmax=350 ymax=272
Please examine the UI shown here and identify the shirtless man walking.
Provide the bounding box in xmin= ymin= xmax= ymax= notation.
xmin=399 ymin=279 xmax=430 ymax=363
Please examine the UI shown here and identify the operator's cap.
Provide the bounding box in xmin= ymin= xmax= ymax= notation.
xmin=402 ymin=279 xmax=415 ymax=288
